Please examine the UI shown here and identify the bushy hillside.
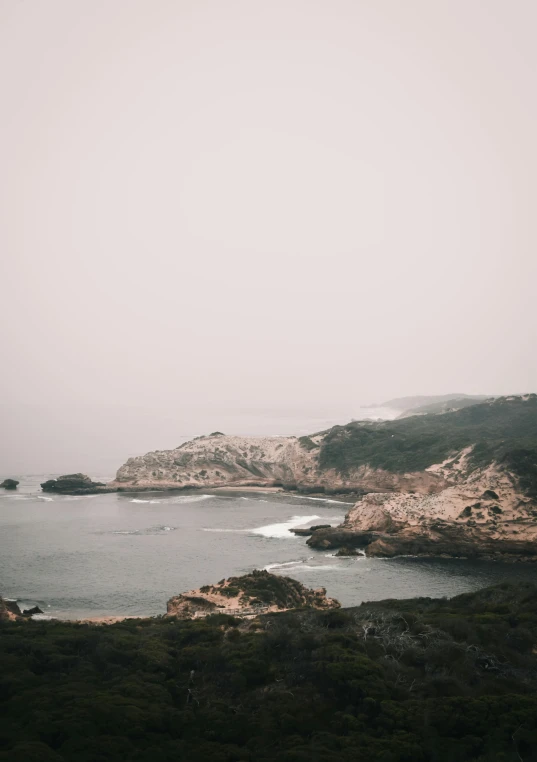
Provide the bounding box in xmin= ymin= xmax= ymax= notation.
xmin=1 ymin=582 xmax=537 ymax=761
xmin=397 ymin=396 xmax=487 ymax=418
xmin=319 ymin=396 xmax=537 ymax=495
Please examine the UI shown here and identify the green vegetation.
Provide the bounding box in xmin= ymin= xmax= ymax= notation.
xmin=220 ymin=570 xmax=321 ymax=608
xmin=397 ymin=397 xmax=487 ymax=418
xmin=298 ymin=436 xmax=319 ymax=451
xmin=319 ymin=396 xmax=537 ymax=495
xmin=2 ymin=582 xmax=537 ymax=761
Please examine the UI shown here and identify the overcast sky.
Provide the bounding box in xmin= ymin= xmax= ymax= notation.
xmin=1 ymin=0 xmax=536 ymax=473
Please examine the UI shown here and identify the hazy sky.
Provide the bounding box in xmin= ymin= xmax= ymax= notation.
xmin=1 ymin=1 xmax=536 ymax=473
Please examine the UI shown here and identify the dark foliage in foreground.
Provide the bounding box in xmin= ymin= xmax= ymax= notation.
xmin=2 ymin=583 xmax=537 ymax=761
xmin=319 ymin=396 xmax=537 ymax=495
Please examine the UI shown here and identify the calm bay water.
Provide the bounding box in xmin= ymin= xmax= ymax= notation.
xmin=2 ymin=476 xmax=537 ymax=619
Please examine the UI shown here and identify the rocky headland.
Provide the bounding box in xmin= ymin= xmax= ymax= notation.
xmin=166 ymin=570 xmax=340 ymax=619
xmin=110 ymin=395 xmax=537 ymax=560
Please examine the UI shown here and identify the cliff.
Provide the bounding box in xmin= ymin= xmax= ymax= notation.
xmin=111 ymin=395 xmax=537 ymax=559
xmin=166 ymin=570 xmax=339 ymax=619
xmin=110 ymin=432 xmax=449 ymax=495
xmin=307 ymin=455 xmax=537 ymax=559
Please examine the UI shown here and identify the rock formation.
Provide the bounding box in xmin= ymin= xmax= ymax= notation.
xmin=110 ymin=395 xmax=537 ymax=559
xmin=307 ymin=463 xmax=537 ymax=560
xmin=0 ymin=479 xmax=19 ymax=489
xmin=110 ymin=432 xmax=447 ymax=495
xmin=166 ymin=570 xmax=340 ymax=619
xmin=0 ymin=598 xmax=23 ymax=621
xmin=41 ymin=474 xmax=116 ymax=495
xmin=0 ymin=599 xmax=43 ymax=620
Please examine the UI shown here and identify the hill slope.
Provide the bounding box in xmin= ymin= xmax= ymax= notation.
xmin=2 ymin=580 xmax=537 ymax=761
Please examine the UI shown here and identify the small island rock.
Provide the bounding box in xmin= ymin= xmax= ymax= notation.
xmin=41 ymin=474 xmax=116 ymax=495
xmin=0 ymin=479 xmax=19 ymax=490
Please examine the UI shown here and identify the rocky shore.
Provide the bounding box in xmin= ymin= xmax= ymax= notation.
xmin=166 ymin=570 xmax=340 ymax=619
xmin=305 ymin=466 xmax=537 ymax=561
xmin=41 ymin=473 xmax=117 ymax=495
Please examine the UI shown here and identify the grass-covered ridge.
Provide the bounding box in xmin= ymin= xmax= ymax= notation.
xmin=1 ymin=582 xmax=537 ymax=761
xmin=319 ymin=396 xmax=537 ymax=494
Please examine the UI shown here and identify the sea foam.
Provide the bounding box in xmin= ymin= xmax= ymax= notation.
xmin=250 ymin=515 xmax=321 ymax=539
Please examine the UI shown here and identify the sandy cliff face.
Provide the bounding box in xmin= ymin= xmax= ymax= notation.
xmin=307 ymin=457 xmax=537 ymax=559
xmin=112 ymin=433 xmax=313 ymax=490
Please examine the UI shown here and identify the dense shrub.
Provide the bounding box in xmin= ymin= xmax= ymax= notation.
xmin=2 ymin=583 xmax=537 ymax=760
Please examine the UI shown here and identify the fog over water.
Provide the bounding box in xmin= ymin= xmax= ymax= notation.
xmin=1 ymin=1 xmax=536 ymax=474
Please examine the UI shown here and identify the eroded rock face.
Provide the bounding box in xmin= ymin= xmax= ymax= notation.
xmin=109 ymin=432 xmax=448 ymax=495
xmin=41 ymin=474 xmax=116 ymax=495
xmin=307 ymin=467 xmax=537 ymax=560
xmin=166 ymin=571 xmax=340 ymax=619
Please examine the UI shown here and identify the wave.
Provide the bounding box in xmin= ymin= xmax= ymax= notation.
xmin=295 ymin=496 xmax=350 ymax=505
xmin=264 ymin=560 xmax=305 ymax=571
xmin=250 ymin=515 xmax=321 ymax=539
xmin=111 ymin=525 xmax=177 ymax=535
xmin=167 ymin=495 xmax=213 ymax=504
xmin=264 ymin=559 xmax=342 ymax=573
xmin=129 ymin=495 xmax=214 ymax=505
xmin=290 ymin=564 xmax=341 ymax=572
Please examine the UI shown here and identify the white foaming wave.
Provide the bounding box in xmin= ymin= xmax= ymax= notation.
xmin=250 ymin=514 xmax=321 ymax=539
xmin=296 ymin=496 xmax=350 ymax=505
xmin=264 ymin=560 xmax=305 ymax=571
xmin=129 ymin=495 xmax=212 ymax=505
xmin=288 ymin=564 xmax=341 ymax=572
xmin=168 ymin=494 xmax=213 ymax=504
xmin=36 ymin=496 xmax=53 ymax=501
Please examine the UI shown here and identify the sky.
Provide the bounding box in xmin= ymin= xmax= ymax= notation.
xmin=1 ymin=0 xmax=536 ymax=474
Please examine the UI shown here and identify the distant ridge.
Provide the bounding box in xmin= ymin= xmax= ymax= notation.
xmin=381 ymin=393 xmax=489 ymax=412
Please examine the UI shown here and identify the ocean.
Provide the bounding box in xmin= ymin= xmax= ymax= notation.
xmin=2 ymin=475 xmax=537 ymax=620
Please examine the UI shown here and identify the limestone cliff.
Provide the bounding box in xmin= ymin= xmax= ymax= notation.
xmin=110 ymin=432 xmax=447 ymax=494
xmin=307 ymin=458 xmax=537 ymax=560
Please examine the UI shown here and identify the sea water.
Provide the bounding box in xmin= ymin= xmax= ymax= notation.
xmin=2 ymin=476 xmax=537 ymax=619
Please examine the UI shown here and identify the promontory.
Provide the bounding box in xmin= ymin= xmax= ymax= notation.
xmin=110 ymin=395 xmax=537 ymax=560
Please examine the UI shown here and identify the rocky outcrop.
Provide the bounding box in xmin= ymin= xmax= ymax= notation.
xmin=166 ymin=570 xmax=340 ymax=619
xmin=22 ymin=605 xmax=44 ymax=616
xmin=0 ymin=479 xmax=19 ymax=489
xmin=110 ymin=433 xmax=447 ymax=495
xmin=41 ymin=474 xmax=116 ymax=495
xmin=109 ymin=396 xmax=537 ymax=560
xmin=291 ymin=524 xmax=331 ymax=536
xmin=0 ymin=598 xmax=23 ymax=621
xmin=307 ymin=466 xmax=537 ymax=560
